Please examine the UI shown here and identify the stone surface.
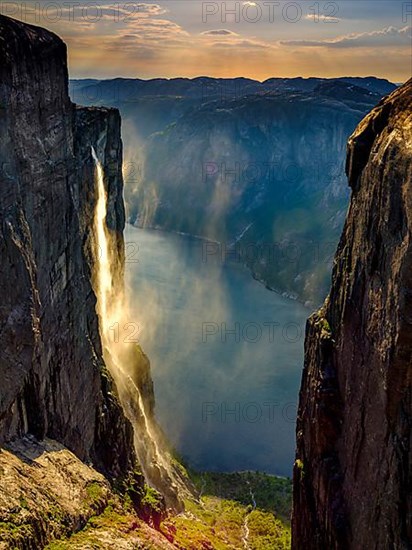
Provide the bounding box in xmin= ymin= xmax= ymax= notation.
xmin=0 ymin=436 xmax=110 ymax=548
xmin=292 ymin=80 xmax=412 ymax=549
xmin=0 ymin=436 xmax=175 ymax=550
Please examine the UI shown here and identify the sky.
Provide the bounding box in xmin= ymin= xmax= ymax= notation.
xmin=3 ymin=0 xmax=412 ymax=81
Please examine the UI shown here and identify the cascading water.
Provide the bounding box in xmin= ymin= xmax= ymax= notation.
xmin=91 ymin=146 xmax=190 ymax=508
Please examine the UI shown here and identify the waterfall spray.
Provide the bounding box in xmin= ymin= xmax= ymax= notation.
xmin=91 ymin=147 xmax=190 ymax=509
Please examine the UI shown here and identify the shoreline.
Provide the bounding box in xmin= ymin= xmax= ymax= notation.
xmin=127 ymin=222 xmax=314 ymax=311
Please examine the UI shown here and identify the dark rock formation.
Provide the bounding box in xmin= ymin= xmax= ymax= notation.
xmin=0 ymin=15 xmax=135 ymax=479
xmin=292 ymin=80 xmax=412 ymax=548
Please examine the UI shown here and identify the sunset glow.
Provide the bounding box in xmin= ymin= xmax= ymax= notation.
xmin=3 ymin=0 xmax=411 ymax=82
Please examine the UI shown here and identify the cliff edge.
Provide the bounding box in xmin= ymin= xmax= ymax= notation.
xmin=292 ymin=80 xmax=412 ymax=548
xmin=0 ymin=15 xmax=135 ymax=478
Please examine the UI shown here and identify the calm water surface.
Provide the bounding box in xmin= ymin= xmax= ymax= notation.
xmin=125 ymin=225 xmax=308 ymax=477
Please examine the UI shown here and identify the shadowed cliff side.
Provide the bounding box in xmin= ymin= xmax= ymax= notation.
xmin=292 ymin=80 xmax=412 ymax=549
xmin=0 ymin=15 xmax=135 ymax=478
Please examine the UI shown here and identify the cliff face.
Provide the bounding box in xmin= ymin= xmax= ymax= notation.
xmin=0 ymin=15 xmax=135 ymax=478
xmin=293 ymin=80 xmax=412 ymax=548
xmin=139 ymin=90 xmax=361 ymax=305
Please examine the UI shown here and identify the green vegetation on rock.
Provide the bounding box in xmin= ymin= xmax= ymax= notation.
xmin=191 ymin=471 xmax=292 ymax=523
xmin=43 ymin=470 xmax=292 ymax=549
xmin=141 ymin=485 xmax=164 ymax=513
xmin=161 ymin=470 xmax=292 ymax=549
xmin=295 ymin=459 xmax=305 ymax=481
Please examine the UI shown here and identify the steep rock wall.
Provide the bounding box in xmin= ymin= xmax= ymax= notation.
xmin=292 ymin=80 xmax=412 ymax=549
xmin=0 ymin=15 xmax=135 ymax=479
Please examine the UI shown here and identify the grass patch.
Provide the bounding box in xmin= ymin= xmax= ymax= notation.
xmin=165 ymin=496 xmax=245 ymax=549
xmin=44 ymin=500 xmax=134 ymax=549
xmin=162 ymin=470 xmax=292 ymax=549
xmin=0 ymin=521 xmax=34 ymax=546
xmin=190 ymin=471 xmax=292 ymax=522
xmin=141 ymin=484 xmax=164 ymax=513
xmin=19 ymin=496 xmax=29 ymax=510
xmin=45 ymin=470 xmax=292 ymax=549
xmin=248 ymin=510 xmax=291 ymax=550
xmin=85 ymin=481 xmax=105 ymax=503
xmin=318 ymin=317 xmax=331 ymax=334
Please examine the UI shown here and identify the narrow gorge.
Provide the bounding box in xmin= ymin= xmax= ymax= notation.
xmin=0 ymin=10 xmax=411 ymax=550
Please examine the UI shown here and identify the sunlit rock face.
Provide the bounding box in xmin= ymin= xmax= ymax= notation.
xmin=292 ymin=80 xmax=412 ymax=549
xmin=0 ymin=15 xmax=134 ymax=479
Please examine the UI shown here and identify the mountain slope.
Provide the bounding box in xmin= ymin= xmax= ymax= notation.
xmin=70 ymin=76 xmax=396 ymax=305
xmin=138 ymin=84 xmax=387 ymax=305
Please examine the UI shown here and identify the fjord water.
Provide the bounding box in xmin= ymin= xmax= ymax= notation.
xmin=125 ymin=225 xmax=308 ymax=477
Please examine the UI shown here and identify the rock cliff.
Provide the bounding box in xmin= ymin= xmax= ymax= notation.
xmin=292 ymin=80 xmax=412 ymax=548
xmin=0 ymin=15 xmax=135 ymax=479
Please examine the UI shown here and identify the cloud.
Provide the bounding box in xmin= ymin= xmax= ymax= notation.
xmin=211 ymin=39 xmax=270 ymax=49
xmin=200 ymin=28 xmax=271 ymax=50
xmin=201 ymin=29 xmax=239 ymax=36
xmin=44 ymin=2 xmax=168 ymax=37
xmin=136 ymin=3 xmax=167 ymax=16
xmin=304 ymin=14 xmax=339 ymax=23
xmin=126 ymin=18 xmax=189 ymax=41
xmin=281 ymin=25 xmax=412 ymax=48
xmin=105 ymin=16 xmax=190 ymax=58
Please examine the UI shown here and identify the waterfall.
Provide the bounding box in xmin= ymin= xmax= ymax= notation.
xmin=91 ymin=147 xmax=190 ymax=509
xmin=91 ymin=147 xmax=113 ymax=330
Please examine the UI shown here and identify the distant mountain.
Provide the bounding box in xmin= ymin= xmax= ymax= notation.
xmin=70 ymin=76 xmax=397 ymax=305
xmin=258 ymin=76 xmax=395 ymax=97
xmin=70 ymin=76 xmax=396 ymax=104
